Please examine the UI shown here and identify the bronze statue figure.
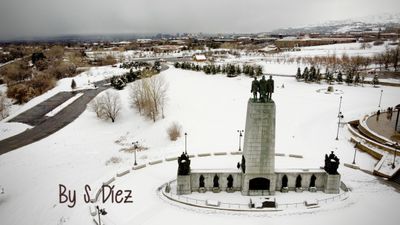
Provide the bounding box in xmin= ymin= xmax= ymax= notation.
xmin=251 ymin=77 xmax=259 ymax=101
xmin=266 ymin=75 xmax=274 ymax=101
xmin=324 ymin=151 xmax=340 ymax=175
xmin=259 ymin=75 xmax=267 ymax=102
xmin=177 ymin=152 xmax=191 ymax=175
xmin=250 ymin=75 xmax=274 ymax=102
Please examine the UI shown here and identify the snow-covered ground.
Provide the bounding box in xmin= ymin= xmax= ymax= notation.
xmin=0 ymin=65 xmax=400 ymax=225
xmin=0 ymin=66 xmax=128 ymax=139
xmin=280 ymin=41 xmax=395 ymax=58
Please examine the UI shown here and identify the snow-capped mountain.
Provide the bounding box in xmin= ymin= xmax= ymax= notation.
xmin=270 ymin=12 xmax=400 ymax=35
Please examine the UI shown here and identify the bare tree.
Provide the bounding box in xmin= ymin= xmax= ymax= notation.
xmin=0 ymin=91 xmax=10 ymax=120
xmin=90 ymin=91 xmax=121 ymax=123
xmin=129 ymin=75 xmax=168 ymax=122
xmin=101 ymin=91 xmax=122 ymax=122
xmin=89 ymin=97 xmax=105 ymax=118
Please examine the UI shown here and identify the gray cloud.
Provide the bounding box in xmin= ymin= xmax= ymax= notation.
xmin=0 ymin=0 xmax=399 ymax=40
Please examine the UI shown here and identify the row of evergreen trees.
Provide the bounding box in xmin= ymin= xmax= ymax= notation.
xmin=119 ymin=61 xmax=151 ymax=69
xmin=174 ymin=62 xmax=263 ymax=77
xmin=111 ymin=61 xmax=163 ymax=90
xmin=295 ymin=67 xmax=380 ymax=86
xmin=110 ymin=68 xmax=140 ymax=90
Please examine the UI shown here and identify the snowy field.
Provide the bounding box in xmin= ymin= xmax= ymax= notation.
xmin=0 ymin=65 xmax=400 ymax=225
xmin=281 ymin=41 xmax=396 ymax=58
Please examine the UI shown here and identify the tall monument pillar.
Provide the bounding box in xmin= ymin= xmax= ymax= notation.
xmin=241 ymin=99 xmax=276 ymax=195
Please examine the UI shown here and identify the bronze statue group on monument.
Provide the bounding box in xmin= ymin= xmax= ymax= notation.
xmin=251 ymin=75 xmax=274 ymax=102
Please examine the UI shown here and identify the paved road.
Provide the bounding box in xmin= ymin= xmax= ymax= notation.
xmin=9 ymin=92 xmax=77 ymax=126
xmin=0 ymin=65 xmax=169 ymax=155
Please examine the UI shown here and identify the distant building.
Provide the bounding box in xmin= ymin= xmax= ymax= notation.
xmin=153 ymin=45 xmax=183 ymax=53
xmin=193 ymin=54 xmax=207 ymax=62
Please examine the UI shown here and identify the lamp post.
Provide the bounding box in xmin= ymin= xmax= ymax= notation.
xmin=237 ymin=130 xmax=244 ymax=151
xmin=336 ymin=112 xmax=344 ymax=140
xmin=132 ymin=141 xmax=138 ymax=166
xmin=338 ymin=96 xmax=343 ymax=117
xmin=96 ymin=206 xmax=107 ymax=225
xmin=184 ymin=132 xmax=187 ymax=154
xmin=378 ymin=89 xmax=383 ymax=108
xmin=395 ymin=104 xmax=400 ymax=132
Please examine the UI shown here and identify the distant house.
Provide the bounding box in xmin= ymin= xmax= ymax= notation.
xmin=193 ymin=54 xmax=207 ymax=62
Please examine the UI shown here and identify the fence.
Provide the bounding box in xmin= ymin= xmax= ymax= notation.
xmin=159 ymin=180 xmax=350 ymax=211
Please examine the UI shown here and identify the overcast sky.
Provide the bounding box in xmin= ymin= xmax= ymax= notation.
xmin=0 ymin=0 xmax=399 ymax=40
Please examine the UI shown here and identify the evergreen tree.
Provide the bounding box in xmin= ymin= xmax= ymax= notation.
xmin=235 ymin=65 xmax=241 ymax=75
xmin=249 ymin=67 xmax=254 ymax=77
xmin=303 ymin=67 xmax=309 ymax=82
xmin=354 ymin=73 xmax=360 ymax=86
xmin=203 ymin=65 xmax=211 ymax=74
xmin=243 ymin=65 xmax=250 ymax=75
xmin=345 ymin=72 xmax=353 ymax=85
xmin=326 ymin=71 xmax=333 ymax=84
xmin=316 ymin=68 xmax=321 ymax=83
xmin=71 ymin=79 xmax=77 ymax=90
xmin=216 ymin=65 xmax=221 ymax=73
xmin=296 ymin=67 xmax=302 ymax=80
xmin=309 ymin=66 xmax=316 ymax=82
xmin=255 ymin=66 xmax=263 ymax=76
xmin=337 ymin=71 xmax=343 ymax=83
xmin=111 ymin=76 xmax=126 ymax=90
xmin=221 ymin=65 xmax=226 ymax=74
xmin=372 ymin=75 xmax=379 ymax=87
xmin=211 ymin=65 xmax=217 ymax=74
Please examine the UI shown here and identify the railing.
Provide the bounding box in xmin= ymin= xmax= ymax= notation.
xmin=159 ymin=180 xmax=350 ymax=211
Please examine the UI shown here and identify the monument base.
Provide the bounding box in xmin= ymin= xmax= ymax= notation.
xmin=177 ymin=175 xmax=191 ymax=195
xmin=324 ymin=174 xmax=341 ymax=194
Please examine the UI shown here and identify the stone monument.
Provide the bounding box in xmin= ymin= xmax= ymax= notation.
xmin=175 ymin=76 xmax=342 ymax=196
xmin=241 ymin=87 xmax=276 ymax=195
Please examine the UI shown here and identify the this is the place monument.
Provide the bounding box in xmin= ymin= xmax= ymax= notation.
xmin=177 ymin=76 xmax=341 ymax=196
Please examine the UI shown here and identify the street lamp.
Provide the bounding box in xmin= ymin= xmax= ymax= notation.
xmin=96 ymin=206 xmax=107 ymax=225
xmin=378 ymin=89 xmax=383 ymax=108
xmin=132 ymin=141 xmax=138 ymax=166
xmin=337 ymin=96 xmax=343 ymax=117
xmin=336 ymin=112 xmax=344 ymax=140
xmin=184 ymin=132 xmax=187 ymax=154
xmin=395 ymin=104 xmax=400 ymax=133
xmin=237 ymin=130 xmax=244 ymax=151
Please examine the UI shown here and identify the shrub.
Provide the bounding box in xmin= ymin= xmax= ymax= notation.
xmin=167 ymin=122 xmax=182 ymax=141
xmin=7 ymin=83 xmax=35 ymax=104
xmin=29 ymin=73 xmax=56 ymax=95
xmin=105 ymin=156 xmax=122 ymax=165
xmin=97 ymin=55 xmax=117 ymax=66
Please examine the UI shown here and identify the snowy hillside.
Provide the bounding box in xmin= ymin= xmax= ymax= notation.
xmin=0 ymin=66 xmax=400 ymax=225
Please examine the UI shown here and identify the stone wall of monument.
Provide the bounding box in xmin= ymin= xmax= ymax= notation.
xmin=190 ymin=171 xmax=242 ymax=192
xmin=275 ymin=170 xmax=327 ymax=191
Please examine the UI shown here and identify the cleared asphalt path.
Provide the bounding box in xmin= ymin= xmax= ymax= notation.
xmin=9 ymin=92 xmax=77 ymax=126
